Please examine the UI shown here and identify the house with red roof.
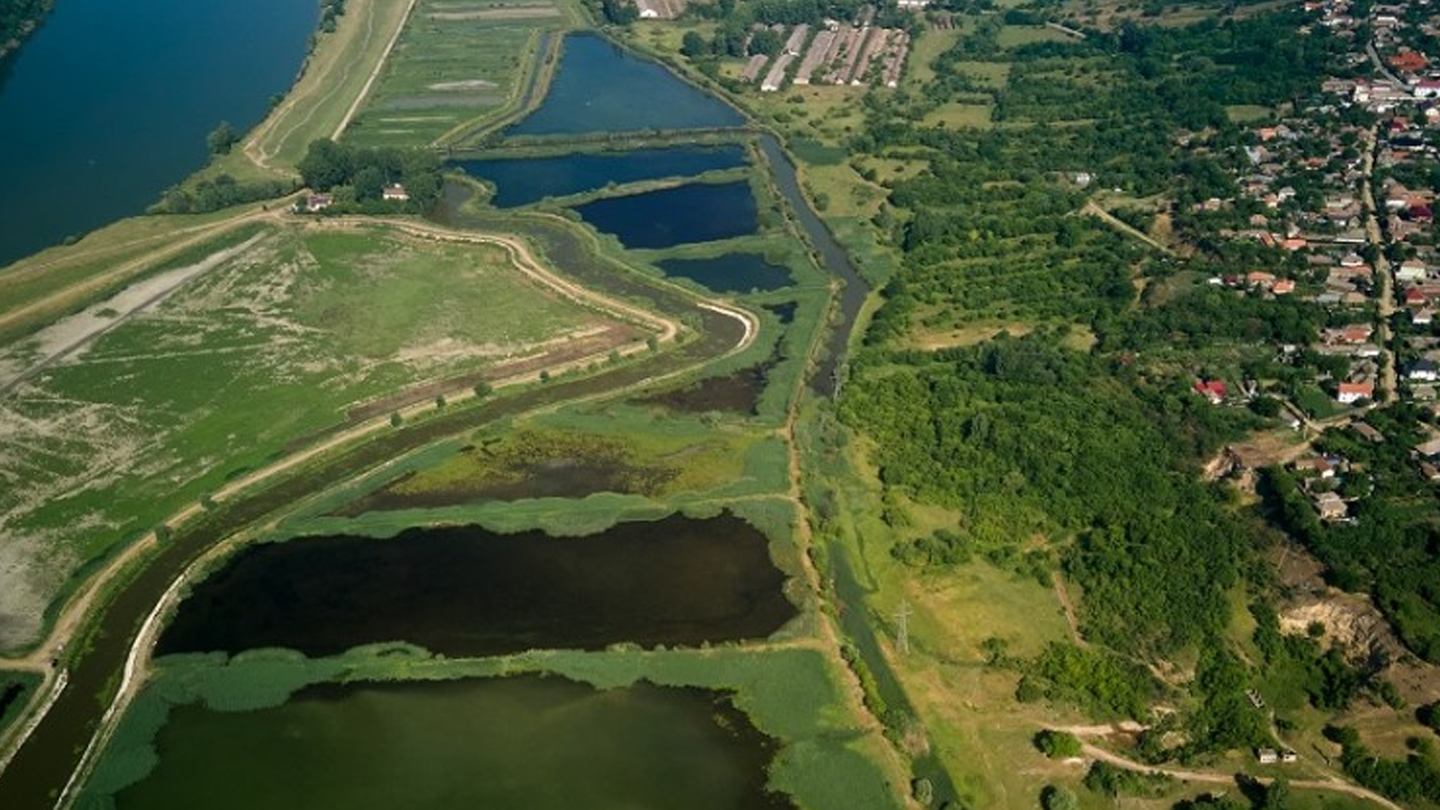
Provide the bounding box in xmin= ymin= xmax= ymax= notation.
xmin=1337 ymin=381 xmax=1374 ymax=405
xmin=1193 ymin=379 xmax=1227 ymax=404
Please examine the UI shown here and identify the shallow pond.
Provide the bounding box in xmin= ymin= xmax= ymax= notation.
xmin=643 ymin=356 xmax=777 ymax=416
xmin=573 ymin=181 xmax=758 ymax=249
xmin=115 ymin=676 xmax=793 ymax=810
xmin=506 ymin=32 xmax=744 ymax=136
xmin=455 ymin=144 xmax=747 ymax=207
xmin=657 ymin=253 xmax=793 ymax=294
xmin=157 ymin=513 xmax=794 ymax=658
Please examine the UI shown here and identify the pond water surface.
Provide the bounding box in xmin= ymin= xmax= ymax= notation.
xmin=0 ymin=0 xmax=316 ymax=268
xmin=455 ymin=144 xmax=747 ymax=207
xmin=115 ymin=676 xmax=793 ymax=810
xmin=506 ymin=32 xmax=744 ymax=136
xmin=573 ymin=181 xmax=759 ymax=249
xmin=157 ymin=512 xmax=794 ymax=658
xmin=657 ymin=253 xmax=793 ymax=293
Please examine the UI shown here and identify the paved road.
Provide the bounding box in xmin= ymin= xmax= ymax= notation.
xmin=1366 ymin=40 xmax=1405 ymax=86
xmin=1359 ymin=125 xmax=1400 ymax=405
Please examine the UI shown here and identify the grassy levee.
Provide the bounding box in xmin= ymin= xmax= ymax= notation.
xmin=0 ymin=202 xmax=756 ymax=809
xmin=0 ymin=204 xmax=282 ymax=346
xmin=233 ymin=0 xmax=419 ymax=178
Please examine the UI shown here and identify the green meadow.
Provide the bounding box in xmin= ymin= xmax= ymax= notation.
xmin=0 ymin=223 xmax=607 ymax=652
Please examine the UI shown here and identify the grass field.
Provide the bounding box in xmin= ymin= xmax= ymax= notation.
xmin=905 ymin=26 xmax=964 ymax=88
xmin=1226 ymin=104 xmax=1276 ymax=123
xmin=0 ymin=223 xmax=608 ymax=651
xmin=995 ymin=25 xmax=1074 ymax=48
xmin=344 ymin=0 xmax=566 ymax=149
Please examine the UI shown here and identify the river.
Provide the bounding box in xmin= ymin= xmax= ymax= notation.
xmin=0 ymin=0 xmax=317 ymax=269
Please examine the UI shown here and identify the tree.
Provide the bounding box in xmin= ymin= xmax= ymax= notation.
xmin=353 ymin=165 xmax=387 ymax=201
xmin=298 ymin=139 xmax=353 ymax=190
xmin=390 ymin=412 xmax=403 ymax=427
xmin=207 ymin=121 xmax=238 ymax=155
xmin=1041 ymin=785 xmax=1079 ymax=810
xmin=1263 ymin=776 xmax=1291 ymax=810
xmin=750 ymin=28 xmax=783 ymax=56
xmin=912 ymin=778 xmax=934 ymax=806
xmin=681 ymin=31 xmax=709 ymax=58
xmin=473 ymin=381 xmax=493 ymax=399
xmin=1035 ymin=730 xmax=1083 ymax=759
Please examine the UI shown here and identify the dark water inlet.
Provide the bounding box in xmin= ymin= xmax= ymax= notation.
xmin=454 ymin=144 xmax=748 ymax=207
xmin=573 ymin=181 xmax=759 ymax=249
xmin=657 ymin=253 xmax=793 ymax=294
xmin=114 ymin=676 xmax=795 ymax=810
xmin=755 ymin=134 xmax=871 ymax=395
xmin=157 ymin=512 xmax=796 ymax=658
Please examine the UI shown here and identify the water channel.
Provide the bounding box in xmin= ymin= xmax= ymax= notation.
xmin=455 ymin=144 xmax=747 ymax=207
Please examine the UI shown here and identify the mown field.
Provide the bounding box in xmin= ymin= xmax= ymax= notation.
xmin=0 ymin=223 xmax=609 ymax=652
xmin=344 ymin=0 xmax=575 ymax=149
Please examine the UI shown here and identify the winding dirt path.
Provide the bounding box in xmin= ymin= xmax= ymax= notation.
xmin=1052 ymin=731 xmax=1405 ymax=810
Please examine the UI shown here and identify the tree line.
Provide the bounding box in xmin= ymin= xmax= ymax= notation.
xmin=297 ymin=138 xmax=444 ymax=212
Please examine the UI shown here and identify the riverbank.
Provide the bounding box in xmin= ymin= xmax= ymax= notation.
xmin=0 ymin=0 xmax=53 ymax=61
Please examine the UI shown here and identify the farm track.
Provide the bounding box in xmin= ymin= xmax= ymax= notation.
xmin=244 ymin=0 xmax=417 ymax=173
xmin=1080 ymin=200 xmax=1176 ymax=256
xmin=1055 ymin=729 xmax=1404 ymax=810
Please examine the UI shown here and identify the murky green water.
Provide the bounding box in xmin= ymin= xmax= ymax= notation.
xmin=115 ymin=676 xmax=793 ymax=810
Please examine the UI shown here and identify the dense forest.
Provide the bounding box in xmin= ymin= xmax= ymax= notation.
xmin=842 ymin=334 xmax=1251 ymax=657
xmin=0 ymin=0 xmax=53 ymax=57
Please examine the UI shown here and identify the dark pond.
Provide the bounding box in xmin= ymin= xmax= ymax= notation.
xmin=157 ymin=512 xmax=794 ymax=658
xmin=0 ymin=681 xmax=24 ymax=721
xmin=763 ymin=301 xmax=798 ymax=324
xmin=114 ymin=676 xmax=794 ymax=810
xmin=574 ymin=181 xmax=758 ymax=249
xmin=338 ymin=447 xmax=676 ymax=516
xmin=506 ymin=32 xmax=744 ymax=136
xmin=657 ymin=253 xmax=793 ymax=294
xmin=643 ymin=355 xmax=777 ymax=416
xmin=0 ymin=0 xmax=317 ymax=268
xmin=455 ymin=144 xmax=747 ymax=207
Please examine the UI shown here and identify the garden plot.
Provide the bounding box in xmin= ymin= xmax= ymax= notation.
xmin=0 ymin=225 xmax=608 ymax=651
